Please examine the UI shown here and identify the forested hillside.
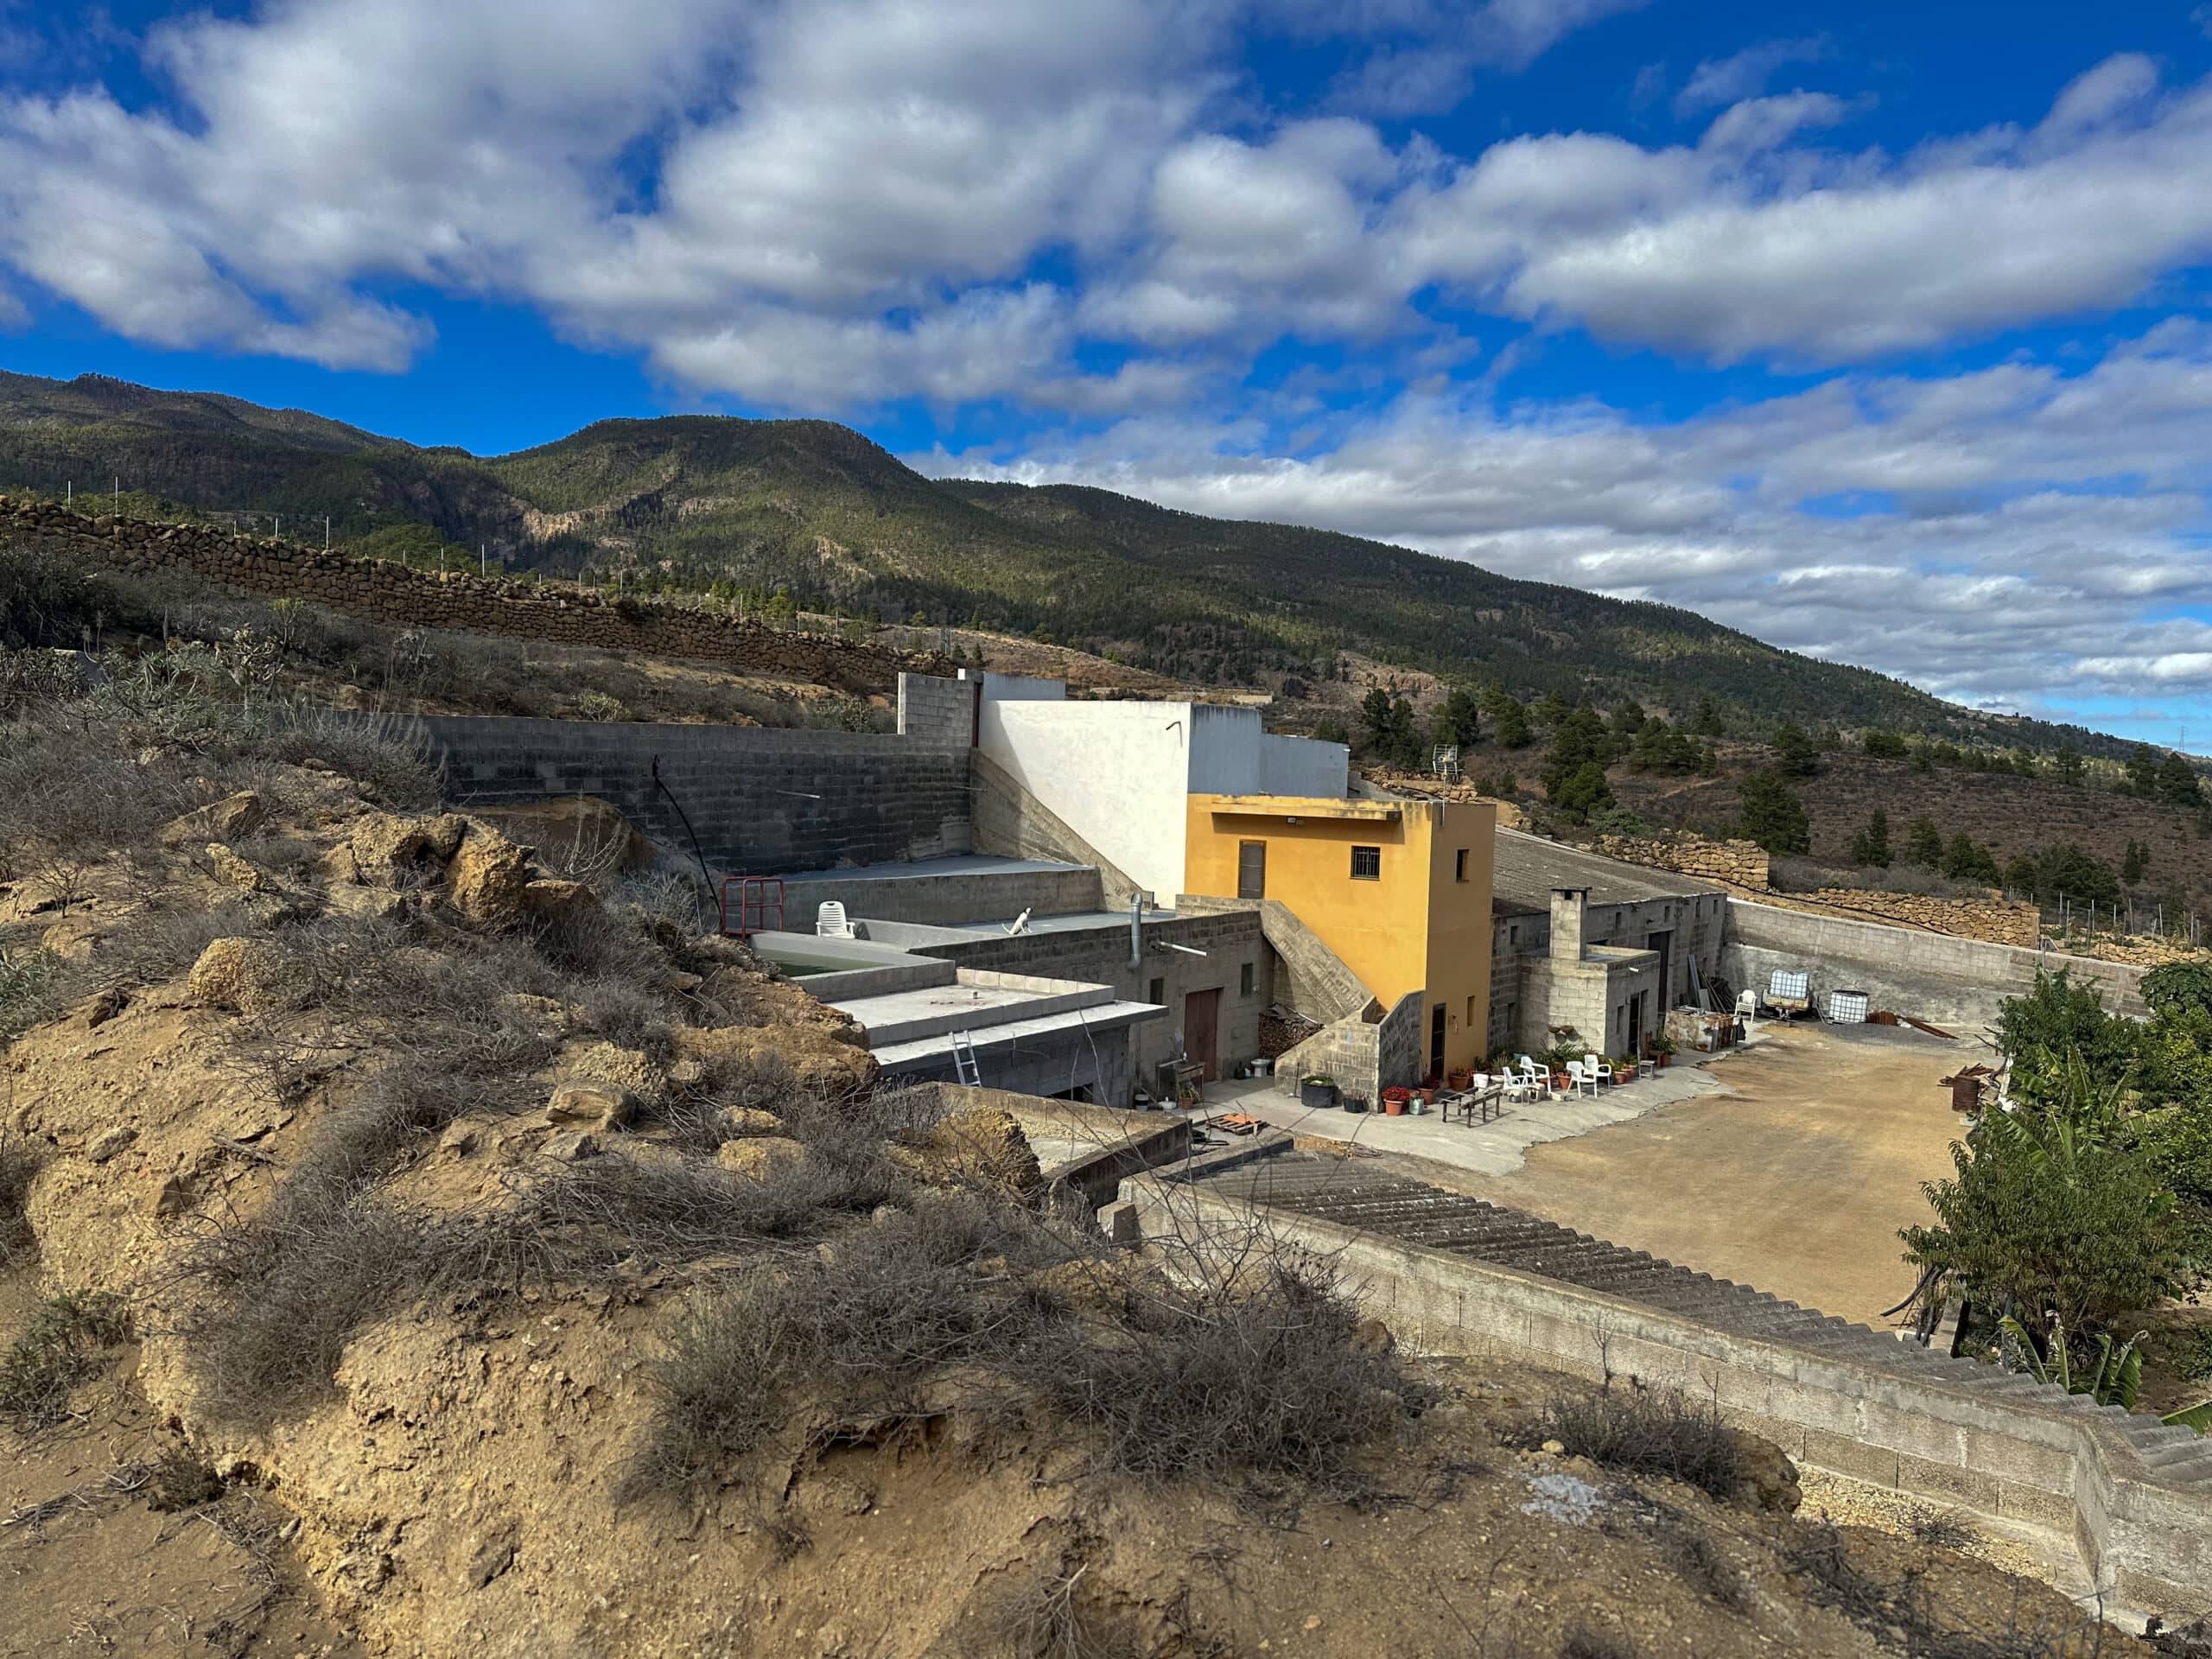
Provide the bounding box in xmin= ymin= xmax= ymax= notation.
xmin=0 ymin=368 xmax=2140 ymax=757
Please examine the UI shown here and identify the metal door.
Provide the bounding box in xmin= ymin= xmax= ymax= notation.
xmin=1237 ymin=840 xmax=1266 ymax=899
xmin=1184 ymin=988 xmax=1221 ymax=1083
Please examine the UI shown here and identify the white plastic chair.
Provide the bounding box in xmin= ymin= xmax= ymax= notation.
xmin=1564 ymin=1060 xmax=1597 ymax=1097
xmin=815 ymin=900 xmax=855 ymax=939
xmin=1585 ymin=1052 xmax=1614 ymax=1089
xmin=1516 ymin=1056 xmax=1553 ymax=1099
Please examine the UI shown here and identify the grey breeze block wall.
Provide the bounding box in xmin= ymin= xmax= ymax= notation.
xmin=896 ymin=671 xmax=978 ymax=747
xmin=413 ymin=715 xmax=974 ymax=876
xmin=1725 ymin=899 xmax=2150 ymax=1030
xmin=1135 ymin=1177 xmax=2212 ymax=1620
xmin=911 ymin=910 xmax=1273 ymax=1086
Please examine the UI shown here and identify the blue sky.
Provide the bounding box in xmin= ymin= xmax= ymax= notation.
xmin=5 ymin=0 xmax=2212 ymax=743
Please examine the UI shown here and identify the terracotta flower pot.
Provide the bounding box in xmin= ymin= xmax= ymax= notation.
xmin=1383 ymin=1096 xmax=1405 ymax=1116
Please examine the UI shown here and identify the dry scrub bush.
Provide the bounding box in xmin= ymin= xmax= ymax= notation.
xmin=0 ymin=1290 xmax=131 ymax=1429
xmin=1789 ymin=1522 xmax=2113 ymax=1659
xmin=0 ymin=1131 xmax=41 ymax=1269
xmin=1521 ymin=1382 xmax=1746 ymax=1501
xmin=633 ymin=1195 xmax=1407 ymax=1500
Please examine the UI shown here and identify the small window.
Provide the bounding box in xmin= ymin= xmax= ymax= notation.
xmin=1509 ymin=925 xmax=1519 ymax=948
xmin=1455 ymin=847 xmax=1469 ymax=882
xmin=1239 ymin=961 xmax=1255 ymax=997
xmin=1465 ymin=994 xmax=1478 ymax=1029
xmin=1147 ymin=976 xmax=1165 ymax=1004
xmin=1351 ymin=845 xmax=1382 ymax=880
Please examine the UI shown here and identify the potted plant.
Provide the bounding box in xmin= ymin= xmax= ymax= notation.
xmin=1381 ymin=1085 xmax=1410 ymax=1116
xmin=1300 ymin=1074 xmax=1339 ymax=1109
xmin=1651 ymin=1033 xmax=1676 ymax=1069
xmin=1447 ymin=1065 xmax=1474 ymax=1090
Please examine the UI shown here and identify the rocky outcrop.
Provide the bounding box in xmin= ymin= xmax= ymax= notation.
xmin=157 ymin=790 xmax=267 ymax=847
xmin=3 ymin=495 xmax=953 ymax=693
xmin=183 ymin=937 xmax=308 ymax=1015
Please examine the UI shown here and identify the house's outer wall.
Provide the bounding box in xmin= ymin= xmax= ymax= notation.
xmin=895 ymin=672 xmax=977 ymax=745
xmin=902 ymin=910 xmax=1272 ymax=1095
xmin=1424 ymin=801 xmax=1497 ymax=1077
xmin=1494 ymin=890 xmax=1728 ymax=1047
xmin=1185 ymin=795 xmax=1495 ymax=1079
xmin=1260 ymin=730 xmax=1351 ymax=797
xmin=980 ymin=699 xmax=1192 ymax=901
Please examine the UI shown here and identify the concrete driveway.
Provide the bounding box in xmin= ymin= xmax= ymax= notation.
xmin=1211 ymin=1021 xmax=1973 ymax=1326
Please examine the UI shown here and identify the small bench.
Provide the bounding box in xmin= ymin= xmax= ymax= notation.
xmin=1440 ymin=1085 xmax=1505 ymax=1126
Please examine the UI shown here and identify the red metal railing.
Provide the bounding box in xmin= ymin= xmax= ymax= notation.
xmin=719 ymin=876 xmax=785 ymax=938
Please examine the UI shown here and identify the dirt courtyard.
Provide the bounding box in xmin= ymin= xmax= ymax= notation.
xmin=1437 ymin=1022 xmax=1974 ymax=1327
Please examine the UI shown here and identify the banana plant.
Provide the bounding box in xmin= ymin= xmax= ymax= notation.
xmin=2165 ymin=1398 xmax=2212 ymax=1434
xmin=1999 ymin=1312 xmax=2143 ymax=1408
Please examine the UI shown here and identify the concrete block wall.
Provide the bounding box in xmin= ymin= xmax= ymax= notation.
xmin=784 ymin=864 xmax=1102 ymax=927
xmin=896 ymin=671 xmax=977 ymax=746
xmin=970 ymin=751 xmax=1145 ymax=908
xmin=1726 ymin=899 xmax=2150 ymax=1028
xmin=905 ymin=911 xmax=1272 ymax=1087
xmin=1177 ymin=894 xmax=1376 ymax=1025
xmin=410 ymin=715 xmax=973 ymax=876
xmin=1278 ymin=988 xmax=1424 ymax=1101
xmin=1136 ymin=1176 xmax=2212 ymax=1620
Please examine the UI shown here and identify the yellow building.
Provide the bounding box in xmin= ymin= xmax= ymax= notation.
xmin=1184 ymin=794 xmax=1497 ymax=1080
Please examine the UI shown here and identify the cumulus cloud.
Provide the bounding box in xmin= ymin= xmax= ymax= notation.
xmin=922 ymin=321 xmax=2212 ymax=720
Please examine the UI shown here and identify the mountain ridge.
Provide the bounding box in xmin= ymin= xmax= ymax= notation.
xmin=0 ymin=365 xmax=2136 ymax=759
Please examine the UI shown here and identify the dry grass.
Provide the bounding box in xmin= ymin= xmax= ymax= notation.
xmin=1519 ymin=1382 xmax=1747 ymax=1502
xmin=1788 ymin=1522 xmax=2116 ymax=1658
xmin=0 ymin=1291 xmax=132 ymax=1430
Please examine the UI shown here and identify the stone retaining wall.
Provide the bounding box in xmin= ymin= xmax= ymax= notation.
xmin=1804 ymin=888 xmax=2043 ymax=948
xmin=1597 ymin=832 xmax=1770 ymax=889
xmin=3 ymin=496 xmax=950 ymax=694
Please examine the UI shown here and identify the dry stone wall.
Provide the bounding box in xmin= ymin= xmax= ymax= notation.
xmin=1804 ymin=888 xmax=2041 ymax=948
xmin=2 ymin=496 xmax=950 ymax=694
xmin=1597 ymin=831 xmax=1770 ymax=888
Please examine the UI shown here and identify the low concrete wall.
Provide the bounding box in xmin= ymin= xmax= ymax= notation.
xmin=410 ymin=715 xmax=974 ymax=877
xmin=1134 ymin=1174 xmax=2212 ymax=1618
xmin=781 ymin=862 xmax=1103 ymax=927
xmin=1726 ymin=899 xmax=2149 ymax=1029
xmin=1276 ymin=988 xmax=1424 ymax=1104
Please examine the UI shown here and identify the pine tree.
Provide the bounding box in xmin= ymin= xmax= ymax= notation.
xmin=1738 ymin=770 xmax=1810 ymax=855
xmin=1691 ymin=696 xmax=1724 ymax=737
xmin=1850 ymin=807 xmax=1891 ymax=868
xmin=1904 ymin=816 xmax=1943 ymax=867
xmin=1772 ymin=721 xmax=1820 ymax=779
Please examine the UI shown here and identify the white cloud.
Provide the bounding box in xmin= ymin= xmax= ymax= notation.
xmin=1675 ymin=36 xmax=1832 ymax=116
xmin=921 ymin=322 xmax=2212 ymax=720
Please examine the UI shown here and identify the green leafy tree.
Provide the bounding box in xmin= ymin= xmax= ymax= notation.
xmin=1610 ymin=699 xmax=1646 ymax=740
xmin=1481 ymin=681 xmax=1534 ymax=749
xmin=1629 ymin=717 xmax=1699 ymax=774
xmin=1690 ymin=696 xmax=1724 ymax=737
xmin=1901 ymin=1103 xmax=2183 ymax=1336
xmin=2157 ymin=752 xmax=2203 ymax=808
xmin=1861 ymin=728 xmax=1910 ymax=760
xmin=2127 ymin=744 xmax=2162 ymax=798
xmin=1942 ymin=832 xmax=2001 ymax=886
xmin=1433 ymin=681 xmax=1484 ymax=748
xmin=1771 ymin=720 xmax=1820 ymax=779
xmin=1696 ymin=745 xmax=1719 ymax=777
xmin=2003 ymin=853 xmax=2040 ymax=897
xmin=1541 ymin=706 xmax=1613 ymax=798
xmin=2121 ymin=839 xmax=2149 ymax=886
xmin=1903 ymin=816 xmax=1943 ymax=867
xmin=1359 ymin=687 xmax=1422 ymax=769
xmin=1849 ymin=806 xmax=1891 ymax=868
xmin=2055 ymin=747 xmax=2084 ymax=786
xmin=1738 ymin=769 xmax=1809 ymax=855
xmin=1533 ymin=691 xmax=1571 ymax=731
xmin=1551 ymin=760 xmax=1615 ymax=823
xmin=2035 ymin=842 xmax=2121 ymax=907
xmin=2142 ymin=962 xmax=2212 ymax=1020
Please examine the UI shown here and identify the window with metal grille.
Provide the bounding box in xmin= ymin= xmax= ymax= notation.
xmin=1351 ymin=845 xmax=1381 ymax=880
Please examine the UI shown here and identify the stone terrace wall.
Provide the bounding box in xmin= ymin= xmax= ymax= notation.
xmin=1597 ymin=831 xmax=1770 ymax=889
xmin=410 ymin=715 xmax=973 ymax=877
xmin=4 ymin=496 xmax=950 ymax=695
xmin=1806 ymin=889 xmax=2042 ymax=948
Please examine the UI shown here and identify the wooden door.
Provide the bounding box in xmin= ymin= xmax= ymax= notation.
xmin=1185 ymin=988 xmax=1221 ymax=1083
xmin=1236 ymin=840 xmax=1267 ymax=899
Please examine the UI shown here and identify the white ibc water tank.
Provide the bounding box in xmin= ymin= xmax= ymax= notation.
xmin=1826 ymin=989 xmax=1870 ymax=1024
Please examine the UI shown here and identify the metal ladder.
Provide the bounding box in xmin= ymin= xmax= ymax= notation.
xmin=949 ymin=1032 xmax=982 ymax=1087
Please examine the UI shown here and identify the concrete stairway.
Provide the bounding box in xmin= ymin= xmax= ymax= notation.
xmin=1185 ymin=1152 xmax=2212 ymax=1485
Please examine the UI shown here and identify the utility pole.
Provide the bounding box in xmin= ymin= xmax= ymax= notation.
xmin=480 ymin=543 xmax=486 ymax=577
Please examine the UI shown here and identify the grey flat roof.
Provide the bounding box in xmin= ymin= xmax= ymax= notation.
xmin=933 ymin=908 xmax=1176 ymax=938
xmin=1492 ymin=828 xmax=1721 ymax=908
xmin=776 ymin=855 xmax=1090 ymax=883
